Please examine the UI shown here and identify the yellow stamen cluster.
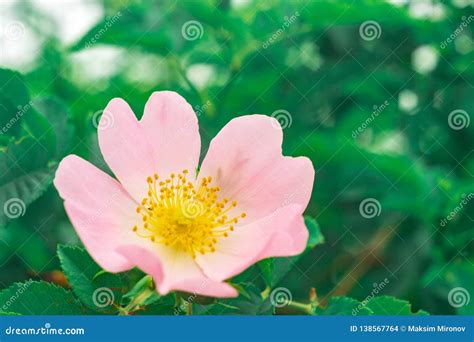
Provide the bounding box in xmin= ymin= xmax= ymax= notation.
xmin=133 ymin=170 xmax=246 ymax=258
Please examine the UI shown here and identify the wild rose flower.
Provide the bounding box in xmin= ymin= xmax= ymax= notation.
xmin=54 ymin=91 xmax=315 ymax=298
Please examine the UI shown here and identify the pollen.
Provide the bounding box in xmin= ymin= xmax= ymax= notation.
xmin=132 ymin=170 xmax=246 ymax=258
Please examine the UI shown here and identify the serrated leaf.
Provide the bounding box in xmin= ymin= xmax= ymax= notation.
xmin=0 ymin=281 xmax=85 ymax=315
xmin=315 ymin=296 xmax=373 ymax=315
xmin=0 ymin=138 xmax=55 ymax=227
xmin=207 ymin=283 xmax=272 ymax=315
xmin=365 ymin=296 xmax=429 ymax=315
xmin=58 ymin=245 xmax=127 ymax=313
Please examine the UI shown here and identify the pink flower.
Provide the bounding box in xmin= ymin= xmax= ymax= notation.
xmin=54 ymin=92 xmax=314 ymax=298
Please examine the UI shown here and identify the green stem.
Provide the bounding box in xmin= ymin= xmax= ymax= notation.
xmin=287 ymin=301 xmax=314 ymax=315
xmin=119 ymin=287 xmax=156 ymax=315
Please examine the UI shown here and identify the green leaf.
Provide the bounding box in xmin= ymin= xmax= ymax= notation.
xmin=138 ymin=294 xmax=177 ymax=315
xmin=0 ymin=69 xmax=56 ymax=157
xmin=122 ymin=275 xmax=160 ymax=307
xmin=305 ymin=216 xmax=325 ymax=248
xmin=0 ymin=68 xmax=29 ymax=137
xmin=33 ymin=97 xmax=74 ymax=159
xmin=259 ymin=216 xmax=324 ymax=287
xmin=198 ymin=284 xmax=272 ymax=315
xmin=0 ymin=137 xmax=55 ymax=227
xmin=315 ymin=296 xmax=373 ymax=315
xmin=365 ymin=296 xmax=429 ymax=315
xmin=58 ymin=245 xmax=127 ymax=313
xmin=259 ymin=257 xmax=297 ymax=289
xmin=0 ymin=221 xmax=51 ymax=271
xmin=0 ymin=281 xmax=85 ymax=315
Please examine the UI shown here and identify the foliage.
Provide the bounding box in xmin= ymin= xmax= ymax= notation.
xmin=0 ymin=0 xmax=473 ymax=315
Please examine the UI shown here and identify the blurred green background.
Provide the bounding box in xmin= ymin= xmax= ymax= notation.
xmin=0 ymin=0 xmax=473 ymax=315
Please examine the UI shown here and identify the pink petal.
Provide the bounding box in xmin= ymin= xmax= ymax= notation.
xmin=54 ymin=155 xmax=141 ymax=272
xmin=196 ymin=204 xmax=307 ymax=282
xmin=141 ymin=91 xmax=201 ymax=180
xmin=199 ymin=115 xmax=314 ymax=222
xmin=116 ymin=244 xmax=238 ymax=298
xmin=98 ymin=91 xmax=200 ymax=202
xmin=97 ymin=98 xmax=155 ymax=202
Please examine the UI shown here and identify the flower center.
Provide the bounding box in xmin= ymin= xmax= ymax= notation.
xmin=133 ymin=170 xmax=246 ymax=258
